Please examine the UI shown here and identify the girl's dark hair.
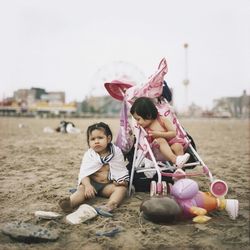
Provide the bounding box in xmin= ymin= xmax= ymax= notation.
xmin=86 ymin=122 xmax=113 ymax=145
xmin=130 ymin=97 xmax=158 ymax=119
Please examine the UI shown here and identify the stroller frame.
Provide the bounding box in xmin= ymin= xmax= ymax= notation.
xmin=104 ymin=58 xmax=229 ymax=199
xmin=127 ymin=99 xmax=214 ymax=196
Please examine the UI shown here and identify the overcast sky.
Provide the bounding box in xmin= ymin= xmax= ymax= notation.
xmin=0 ymin=0 xmax=249 ymax=110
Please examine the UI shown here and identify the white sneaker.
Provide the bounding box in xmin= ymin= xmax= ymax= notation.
xmin=66 ymin=204 xmax=97 ymax=224
xmin=176 ymin=153 xmax=190 ymax=168
xmin=225 ymin=199 xmax=239 ymax=220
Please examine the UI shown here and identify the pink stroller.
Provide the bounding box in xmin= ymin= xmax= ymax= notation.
xmin=105 ymin=58 xmax=229 ymax=199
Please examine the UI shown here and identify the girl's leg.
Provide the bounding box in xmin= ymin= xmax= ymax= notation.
xmin=99 ymin=183 xmax=127 ymax=211
xmin=156 ymin=139 xmax=190 ymax=168
xmin=171 ymin=143 xmax=190 ymax=168
xmin=156 ymin=138 xmax=177 ymax=164
xmin=171 ymin=143 xmax=184 ymax=156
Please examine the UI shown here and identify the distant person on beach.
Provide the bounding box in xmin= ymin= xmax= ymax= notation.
xmin=130 ymin=97 xmax=190 ymax=168
xmin=43 ymin=121 xmax=80 ymax=134
xmin=59 ymin=122 xmax=129 ymax=215
xmin=55 ymin=120 xmax=79 ymax=133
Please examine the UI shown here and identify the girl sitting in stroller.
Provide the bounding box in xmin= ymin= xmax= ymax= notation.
xmin=130 ymin=96 xmax=190 ymax=168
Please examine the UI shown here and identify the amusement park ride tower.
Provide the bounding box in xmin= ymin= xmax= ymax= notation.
xmin=183 ymin=43 xmax=190 ymax=112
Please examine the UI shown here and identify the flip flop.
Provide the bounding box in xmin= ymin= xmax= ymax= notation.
xmin=69 ymin=188 xmax=77 ymax=194
xmin=95 ymin=207 xmax=113 ymax=217
xmin=96 ymin=227 xmax=122 ymax=237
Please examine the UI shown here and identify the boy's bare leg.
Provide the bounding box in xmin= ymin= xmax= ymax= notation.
xmin=156 ymin=138 xmax=177 ymax=163
xmin=99 ymin=184 xmax=127 ymax=211
xmin=59 ymin=184 xmax=86 ymax=212
xmin=70 ymin=184 xmax=86 ymax=208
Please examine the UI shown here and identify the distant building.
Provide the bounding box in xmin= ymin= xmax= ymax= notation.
xmin=187 ymin=102 xmax=203 ymax=117
xmin=13 ymin=89 xmax=29 ymax=102
xmin=41 ymin=91 xmax=65 ymax=104
xmin=241 ymin=90 xmax=250 ymax=118
xmin=14 ymin=87 xmax=47 ymax=106
xmin=212 ymin=90 xmax=250 ymax=118
xmin=1 ymin=87 xmax=74 ymax=117
xmin=82 ymin=95 xmax=121 ymax=114
xmin=13 ymin=87 xmax=65 ymax=105
xmin=30 ymin=87 xmax=47 ymax=100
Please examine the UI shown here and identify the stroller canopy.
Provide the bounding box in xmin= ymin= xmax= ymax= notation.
xmin=104 ymin=80 xmax=134 ymax=101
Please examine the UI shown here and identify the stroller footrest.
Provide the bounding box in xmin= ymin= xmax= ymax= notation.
xmin=183 ymin=161 xmax=200 ymax=167
xmin=136 ymin=168 xmax=156 ymax=173
xmin=136 ymin=166 xmax=172 ymax=173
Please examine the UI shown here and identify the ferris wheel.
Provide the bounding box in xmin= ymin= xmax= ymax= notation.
xmin=89 ymin=60 xmax=146 ymax=97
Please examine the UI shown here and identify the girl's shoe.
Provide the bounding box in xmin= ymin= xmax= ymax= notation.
xmin=176 ymin=153 xmax=190 ymax=168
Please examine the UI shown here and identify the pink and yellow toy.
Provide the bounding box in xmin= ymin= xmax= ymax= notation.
xmin=170 ymin=178 xmax=239 ymax=223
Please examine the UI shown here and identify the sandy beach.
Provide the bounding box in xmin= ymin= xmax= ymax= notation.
xmin=0 ymin=117 xmax=249 ymax=249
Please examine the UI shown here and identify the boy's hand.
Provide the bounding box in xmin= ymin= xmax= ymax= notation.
xmin=113 ymin=180 xmax=128 ymax=187
xmin=84 ymin=183 xmax=97 ymax=198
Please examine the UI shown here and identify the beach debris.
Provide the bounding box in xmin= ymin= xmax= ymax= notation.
xmin=140 ymin=196 xmax=182 ymax=223
xmin=2 ymin=221 xmax=59 ymax=243
xmin=18 ymin=123 xmax=28 ymax=128
xmin=192 ymin=215 xmax=211 ymax=223
xmin=225 ymin=199 xmax=239 ymax=220
xmin=66 ymin=204 xmax=98 ymax=224
xmin=96 ymin=227 xmax=123 ymax=237
xmin=34 ymin=211 xmax=62 ymax=220
xmin=43 ymin=127 xmax=55 ymax=133
xmin=69 ymin=188 xmax=77 ymax=194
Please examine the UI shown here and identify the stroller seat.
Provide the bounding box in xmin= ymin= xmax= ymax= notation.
xmin=127 ymin=118 xmax=202 ymax=195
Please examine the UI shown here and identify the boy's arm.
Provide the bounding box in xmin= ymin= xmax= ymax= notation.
xmin=113 ymin=180 xmax=128 ymax=187
xmin=80 ymin=176 xmax=97 ymax=198
xmin=80 ymin=176 xmax=91 ymax=186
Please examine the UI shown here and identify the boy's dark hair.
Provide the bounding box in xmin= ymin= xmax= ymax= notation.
xmin=130 ymin=97 xmax=158 ymax=120
xmin=86 ymin=122 xmax=113 ymax=145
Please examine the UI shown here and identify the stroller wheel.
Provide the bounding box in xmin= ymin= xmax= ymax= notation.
xmin=162 ymin=181 xmax=168 ymax=196
xmin=210 ymin=179 xmax=228 ymax=197
xmin=150 ymin=181 xmax=157 ymax=197
xmin=156 ymin=182 xmax=163 ymax=195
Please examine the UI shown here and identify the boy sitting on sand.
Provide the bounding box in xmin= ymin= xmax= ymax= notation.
xmin=59 ymin=122 xmax=129 ymax=216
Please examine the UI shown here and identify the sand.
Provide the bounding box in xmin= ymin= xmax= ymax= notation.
xmin=0 ymin=117 xmax=249 ymax=249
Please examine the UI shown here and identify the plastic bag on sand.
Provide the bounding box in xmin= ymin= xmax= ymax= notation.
xmin=66 ymin=204 xmax=97 ymax=224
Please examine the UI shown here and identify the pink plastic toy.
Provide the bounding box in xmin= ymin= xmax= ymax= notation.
xmin=170 ymin=178 xmax=239 ymax=222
